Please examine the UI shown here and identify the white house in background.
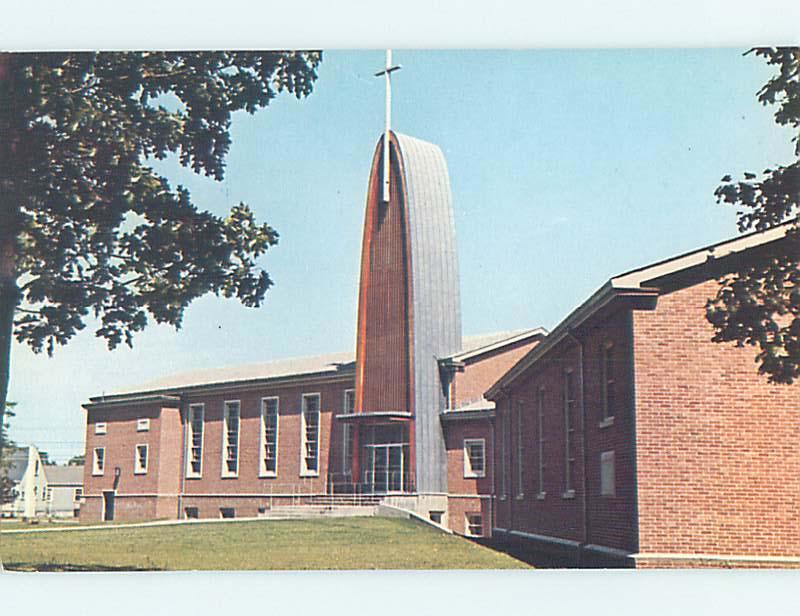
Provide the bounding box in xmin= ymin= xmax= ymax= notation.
xmin=43 ymin=464 xmax=84 ymax=518
xmin=1 ymin=445 xmax=48 ymax=518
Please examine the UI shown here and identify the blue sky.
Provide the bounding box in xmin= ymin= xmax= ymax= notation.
xmin=7 ymin=49 xmax=795 ymax=462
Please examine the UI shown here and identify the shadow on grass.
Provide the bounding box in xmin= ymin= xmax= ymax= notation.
xmin=5 ymin=562 xmax=163 ymax=572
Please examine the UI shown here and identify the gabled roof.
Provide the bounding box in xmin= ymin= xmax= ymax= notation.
xmin=43 ymin=465 xmax=84 ymax=485
xmin=89 ymin=329 xmax=546 ymax=406
xmin=486 ymin=222 xmax=796 ymax=399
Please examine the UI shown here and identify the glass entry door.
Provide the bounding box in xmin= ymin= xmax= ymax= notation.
xmin=367 ymin=444 xmax=404 ymax=493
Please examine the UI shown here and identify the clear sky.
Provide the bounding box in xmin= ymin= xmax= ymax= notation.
xmin=7 ymin=49 xmax=795 ymax=462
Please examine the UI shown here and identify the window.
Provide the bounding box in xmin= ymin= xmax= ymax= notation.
xmin=497 ymin=411 xmax=508 ymax=499
xmin=515 ymin=404 xmax=524 ymax=498
xmin=137 ymin=418 xmax=151 ymax=432
xmin=35 ymin=460 xmax=40 ymax=476
xmin=220 ymin=507 xmax=235 ymax=519
xmin=464 ymin=438 xmax=486 ymax=478
xmin=300 ymin=393 xmax=321 ymax=476
xmin=44 ymin=487 xmax=52 ymax=502
xmin=260 ymin=397 xmax=279 ymax=476
xmin=429 ymin=511 xmax=444 ymax=524
xmin=95 ymin=422 xmax=107 ymax=435
xmin=93 ymin=447 xmax=105 ymax=475
xmin=186 ymin=404 xmax=205 ymax=478
xmin=536 ymin=387 xmax=546 ymax=499
xmin=601 ymin=451 xmax=616 ymax=497
xmin=134 ymin=444 xmax=149 ymax=474
xmin=563 ymin=369 xmax=576 ymax=497
xmin=74 ymin=487 xmax=83 ymax=502
xmin=222 ymin=401 xmax=240 ymax=477
xmin=601 ymin=342 xmax=616 ymax=425
xmin=184 ymin=507 xmax=199 ymax=519
xmin=465 ymin=513 xmax=483 ymax=537
xmin=343 ymin=389 xmax=355 ymax=414
xmin=342 ymin=423 xmax=354 ymax=476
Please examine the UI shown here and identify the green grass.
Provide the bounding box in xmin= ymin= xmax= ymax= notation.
xmin=0 ymin=517 xmax=530 ymax=571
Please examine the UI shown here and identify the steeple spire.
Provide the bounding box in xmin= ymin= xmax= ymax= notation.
xmin=375 ymin=49 xmax=401 ymax=203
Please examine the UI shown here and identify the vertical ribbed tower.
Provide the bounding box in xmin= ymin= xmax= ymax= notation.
xmin=354 ymin=130 xmax=462 ymax=495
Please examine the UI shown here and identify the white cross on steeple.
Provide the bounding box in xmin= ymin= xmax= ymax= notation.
xmin=375 ymin=49 xmax=402 ymax=203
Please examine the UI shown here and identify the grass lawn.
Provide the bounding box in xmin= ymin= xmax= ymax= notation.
xmin=0 ymin=517 xmax=530 ymax=571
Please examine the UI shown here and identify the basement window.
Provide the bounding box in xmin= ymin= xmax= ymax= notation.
xmin=220 ymin=507 xmax=236 ymax=519
xmin=184 ymin=507 xmax=199 ymax=519
xmin=429 ymin=511 xmax=444 ymax=524
xmin=465 ymin=513 xmax=483 ymax=537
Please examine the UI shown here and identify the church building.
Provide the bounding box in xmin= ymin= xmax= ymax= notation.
xmin=80 ymin=124 xmax=545 ymax=536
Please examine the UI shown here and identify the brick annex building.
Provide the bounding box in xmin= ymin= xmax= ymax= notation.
xmin=81 ymin=127 xmax=799 ymax=567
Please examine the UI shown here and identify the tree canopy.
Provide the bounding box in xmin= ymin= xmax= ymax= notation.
xmin=708 ymin=47 xmax=800 ymax=384
xmin=0 ymin=51 xmax=322 ymax=451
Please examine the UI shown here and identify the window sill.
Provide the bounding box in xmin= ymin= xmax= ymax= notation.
xmin=259 ymin=472 xmax=278 ymax=479
xmin=514 ymin=494 xmax=525 ymax=501
xmin=498 ymin=495 xmax=507 ymax=501
xmin=536 ymin=492 xmax=546 ymax=500
xmin=92 ymin=472 xmax=104 ymax=477
xmin=134 ymin=470 xmax=147 ymax=475
xmin=185 ymin=474 xmax=202 ymax=480
xmin=221 ymin=474 xmax=239 ymax=479
xmin=599 ymin=417 xmax=615 ymax=429
xmin=464 ymin=473 xmax=485 ymax=479
xmin=300 ymin=472 xmax=319 ymax=478
xmin=562 ymin=490 xmax=576 ymax=500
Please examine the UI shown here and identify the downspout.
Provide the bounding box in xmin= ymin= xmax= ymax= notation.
xmin=566 ymin=330 xmax=589 ymax=565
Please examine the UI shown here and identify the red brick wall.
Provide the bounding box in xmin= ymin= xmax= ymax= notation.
xmin=444 ymin=420 xmax=493 ymax=497
xmin=447 ymin=496 xmax=492 ymax=537
xmin=492 ymin=338 xmax=586 ymax=542
xmin=452 ymin=339 xmax=539 ymax=408
xmin=633 ymin=279 xmax=800 ymax=559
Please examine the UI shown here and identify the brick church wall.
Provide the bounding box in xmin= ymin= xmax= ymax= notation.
xmin=632 ymin=279 xmax=800 ymax=563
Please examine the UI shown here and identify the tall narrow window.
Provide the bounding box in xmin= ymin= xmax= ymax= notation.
xmin=464 ymin=438 xmax=486 ymax=478
xmin=563 ymin=370 xmax=576 ymax=496
xmin=186 ymin=404 xmax=205 ymax=478
xmin=260 ymin=397 xmax=279 ymax=476
xmin=498 ymin=411 xmax=508 ymax=499
xmin=515 ymin=404 xmax=525 ymax=498
xmin=601 ymin=342 xmax=616 ymax=424
xmin=93 ymin=447 xmax=105 ymax=476
xmin=134 ymin=444 xmax=149 ymax=474
xmin=537 ymin=387 xmax=546 ymax=498
xmin=342 ymin=423 xmax=354 ymax=476
xmin=222 ymin=400 xmax=240 ymax=478
xmin=301 ymin=393 xmax=321 ymax=476
xmin=344 ymin=389 xmax=355 ymax=414
xmin=74 ymin=487 xmax=83 ymax=502
xmin=600 ymin=451 xmax=616 ymax=497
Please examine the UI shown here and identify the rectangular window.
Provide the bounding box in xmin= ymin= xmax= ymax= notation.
xmin=220 ymin=507 xmax=235 ymax=519
xmin=601 ymin=342 xmax=616 ymax=425
xmin=601 ymin=451 xmax=616 ymax=497
xmin=185 ymin=507 xmax=199 ymax=519
xmin=301 ymin=393 xmax=321 ymax=476
xmin=260 ymin=397 xmax=279 ymax=476
xmin=465 ymin=513 xmax=483 ymax=537
xmin=343 ymin=389 xmax=355 ymax=414
xmin=45 ymin=487 xmax=53 ymax=502
xmin=136 ymin=418 xmax=151 ymax=432
xmin=222 ymin=401 xmax=240 ymax=477
xmin=498 ymin=411 xmax=508 ymax=499
xmin=93 ymin=447 xmax=105 ymax=476
xmin=515 ymin=404 xmax=524 ymax=498
xmin=537 ymin=387 xmax=546 ymax=498
xmin=134 ymin=444 xmax=149 ymax=474
xmin=563 ymin=370 xmax=576 ymax=497
xmin=186 ymin=404 xmax=205 ymax=478
xmin=342 ymin=423 xmax=354 ymax=476
xmin=464 ymin=438 xmax=486 ymax=478
xmin=74 ymin=487 xmax=83 ymax=502
xmin=95 ymin=422 xmax=107 ymax=435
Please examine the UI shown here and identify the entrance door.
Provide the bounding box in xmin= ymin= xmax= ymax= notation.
xmin=103 ymin=491 xmax=115 ymax=521
xmin=364 ymin=444 xmax=405 ymax=494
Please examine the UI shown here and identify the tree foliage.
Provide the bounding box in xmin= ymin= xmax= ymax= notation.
xmin=0 ymin=402 xmax=17 ymax=505
xmin=0 ymin=51 xmax=321 ymax=444
xmin=708 ymin=47 xmax=800 ymax=384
